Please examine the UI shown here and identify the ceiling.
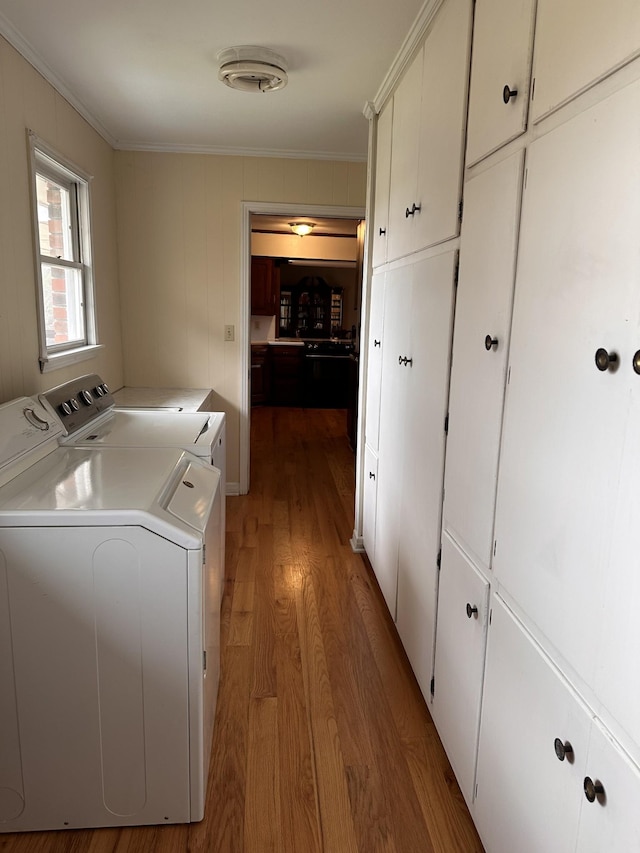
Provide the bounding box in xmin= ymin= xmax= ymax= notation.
xmin=0 ymin=0 xmax=424 ymax=160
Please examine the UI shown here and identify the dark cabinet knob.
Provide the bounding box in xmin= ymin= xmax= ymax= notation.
xmin=379 ymin=227 xmax=386 ymax=236
xmin=584 ymin=777 xmax=605 ymax=804
xmin=374 ymin=339 xmax=381 ymax=348
xmin=503 ymin=85 xmax=518 ymax=103
xmin=485 ymin=335 xmax=498 ymax=351
xmin=405 ymin=203 xmax=422 ymax=218
xmin=633 ymin=350 xmax=640 ymax=374
xmin=554 ymin=738 xmax=574 ymax=762
xmin=595 ymin=348 xmax=618 ymax=371
xmin=398 ymin=356 xmax=414 ymax=367
xmin=369 ymin=471 xmax=376 ymax=480
xmin=466 ymin=603 xmax=478 ymax=619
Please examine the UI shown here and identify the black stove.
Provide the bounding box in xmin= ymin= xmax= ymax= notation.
xmin=303 ymin=340 xmax=355 ymax=357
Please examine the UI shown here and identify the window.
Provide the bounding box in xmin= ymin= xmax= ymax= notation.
xmin=28 ymin=132 xmax=101 ymax=371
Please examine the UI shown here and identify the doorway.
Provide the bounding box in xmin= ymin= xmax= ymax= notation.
xmin=239 ymin=202 xmax=365 ymax=494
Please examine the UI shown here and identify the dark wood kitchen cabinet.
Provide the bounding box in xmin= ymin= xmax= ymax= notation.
xmin=270 ymin=345 xmax=304 ymax=406
xmin=250 ymin=344 xmax=270 ymax=405
xmin=251 ymin=257 xmax=279 ymax=316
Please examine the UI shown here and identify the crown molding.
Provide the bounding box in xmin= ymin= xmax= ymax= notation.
xmin=372 ymin=0 xmax=445 ymax=114
xmin=115 ymin=140 xmax=368 ymax=162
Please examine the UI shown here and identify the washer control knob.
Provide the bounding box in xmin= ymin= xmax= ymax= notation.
xmin=94 ymin=385 xmax=105 ymax=397
xmin=69 ymin=397 xmax=80 ymax=411
xmin=59 ymin=401 xmax=72 ymax=416
xmin=101 ymin=383 xmax=110 ymax=394
xmin=80 ymin=389 xmax=93 ymax=405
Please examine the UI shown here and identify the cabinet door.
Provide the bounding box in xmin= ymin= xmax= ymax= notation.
xmin=414 ymin=0 xmax=472 ymax=249
xmin=493 ymin=80 xmax=640 ymax=686
xmin=374 ymin=265 xmax=410 ymax=615
xmin=475 ymin=596 xmax=589 ymax=853
xmin=364 ymin=271 xmax=385 ymax=452
xmin=362 ymin=445 xmax=379 ymax=563
xmin=372 ymin=101 xmax=393 ymax=269
xmin=395 ymin=251 xmax=457 ymax=699
xmin=387 ymin=48 xmax=423 ymax=262
xmin=466 ymin=0 xmax=536 ymax=165
xmin=251 ymin=257 xmax=275 ymax=315
xmin=431 ymin=533 xmax=489 ymax=806
xmin=443 ymin=151 xmax=524 ymax=571
xmin=531 ymin=0 xmax=640 ymax=122
xmin=576 ymin=719 xmax=640 ymax=852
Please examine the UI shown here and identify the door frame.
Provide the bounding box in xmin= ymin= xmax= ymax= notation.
xmin=240 ymin=201 xmax=365 ymax=494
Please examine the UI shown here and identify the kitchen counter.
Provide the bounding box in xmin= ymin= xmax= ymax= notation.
xmin=112 ymin=386 xmax=215 ymax=412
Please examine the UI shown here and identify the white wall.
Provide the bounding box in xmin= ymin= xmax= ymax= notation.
xmin=114 ymin=151 xmax=366 ymax=485
xmin=0 ymin=35 xmax=123 ymax=403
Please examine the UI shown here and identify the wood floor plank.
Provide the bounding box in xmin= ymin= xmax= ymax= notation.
xmin=275 ymin=630 xmax=322 ymax=853
xmin=244 ymin=697 xmax=281 ymax=852
xmin=296 ymin=575 xmax=359 ymax=853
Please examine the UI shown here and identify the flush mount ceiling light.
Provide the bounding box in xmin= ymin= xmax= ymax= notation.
xmin=217 ymin=46 xmax=288 ymax=93
xmin=289 ymin=222 xmax=315 ymax=237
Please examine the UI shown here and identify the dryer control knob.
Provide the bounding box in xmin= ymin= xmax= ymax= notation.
xmin=69 ymin=398 xmax=80 ymax=411
xmin=101 ymin=383 xmax=110 ymax=394
xmin=59 ymin=401 xmax=72 ymax=416
xmin=94 ymin=385 xmax=105 ymax=397
xmin=80 ymin=390 xmax=93 ymax=405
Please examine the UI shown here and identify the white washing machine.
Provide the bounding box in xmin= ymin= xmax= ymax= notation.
xmin=39 ymin=374 xmax=226 ymax=596
xmin=0 ymin=397 xmax=222 ymax=833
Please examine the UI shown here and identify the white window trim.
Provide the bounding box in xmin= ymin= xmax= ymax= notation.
xmin=27 ymin=130 xmax=101 ymax=372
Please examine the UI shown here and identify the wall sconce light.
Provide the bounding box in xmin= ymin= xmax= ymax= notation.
xmin=289 ymin=222 xmax=315 ymax=237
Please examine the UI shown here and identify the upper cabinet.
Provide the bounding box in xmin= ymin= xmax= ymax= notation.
xmin=465 ymin=0 xmax=537 ymax=166
xmin=251 ymin=256 xmax=278 ymax=316
xmin=386 ymin=0 xmax=472 ymax=262
xmin=531 ymin=0 xmax=640 ymax=123
xmin=371 ymin=102 xmax=393 ymax=269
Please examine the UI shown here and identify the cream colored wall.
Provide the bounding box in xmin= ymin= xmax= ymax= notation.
xmin=114 ymin=151 xmax=366 ymax=486
xmin=0 ymin=36 xmax=123 ymax=404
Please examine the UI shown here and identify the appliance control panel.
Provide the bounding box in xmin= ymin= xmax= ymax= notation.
xmin=40 ymin=373 xmax=115 ymax=435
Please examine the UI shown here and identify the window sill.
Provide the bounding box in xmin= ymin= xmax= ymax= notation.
xmin=39 ymin=344 xmax=105 ymax=374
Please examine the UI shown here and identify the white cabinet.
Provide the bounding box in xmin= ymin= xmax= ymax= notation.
xmin=465 ymin=0 xmax=536 ymax=165
xmin=493 ymin=80 xmax=640 ymax=708
xmin=531 ymin=0 xmax=640 ymax=122
xmin=442 ymin=150 xmax=524 ymax=571
xmin=371 ymin=102 xmax=393 ymax=269
xmin=475 ymin=596 xmax=640 ymax=853
xmin=362 ymin=445 xmax=379 ymax=563
xmin=387 ymin=0 xmax=471 ymax=262
xmin=576 ymin=720 xmax=640 ymax=852
xmin=364 ymin=271 xmax=385 ymax=453
xmin=375 ymin=251 xmax=457 ymax=699
xmin=431 ymin=533 xmax=489 ymax=806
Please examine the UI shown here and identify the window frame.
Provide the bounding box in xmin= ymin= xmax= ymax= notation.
xmin=28 ymin=131 xmax=102 ymax=372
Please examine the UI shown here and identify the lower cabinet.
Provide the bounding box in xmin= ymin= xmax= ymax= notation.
xmin=431 ymin=533 xmax=489 ymax=807
xmin=362 ymin=445 xmax=378 ymax=563
xmin=474 ymin=595 xmax=640 ymax=853
xmin=250 ymin=344 xmax=270 ymax=405
xmin=270 ymin=345 xmax=304 ymax=406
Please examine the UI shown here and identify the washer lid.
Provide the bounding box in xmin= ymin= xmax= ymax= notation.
xmin=66 ymin=410 xmax=215 ymax=450
xmin=0 ymin=446 xmax=219 ymax=549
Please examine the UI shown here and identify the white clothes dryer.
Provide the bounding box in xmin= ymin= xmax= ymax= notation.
xmin=0 ymin=397 xmax=222 ymax=833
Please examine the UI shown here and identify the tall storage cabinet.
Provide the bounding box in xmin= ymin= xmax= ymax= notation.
xmin=361 ymin=0 xmax=640 ymax=848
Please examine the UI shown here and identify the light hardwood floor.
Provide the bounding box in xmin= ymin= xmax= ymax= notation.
xmin=0 ymin=407 xmax=483 ymax=853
